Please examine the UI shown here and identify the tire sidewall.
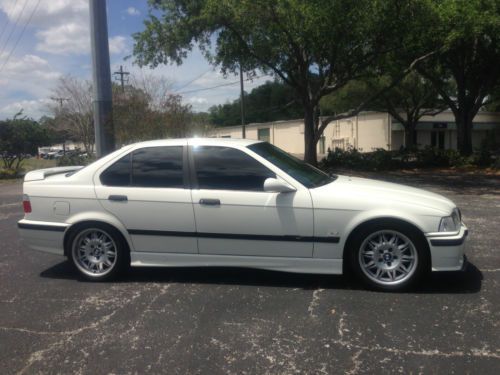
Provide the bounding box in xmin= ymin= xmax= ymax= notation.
xmin=348 ymin=222 xmax=430 ymax=291
xmin=68 ymin=223 xmax=129 ymax=281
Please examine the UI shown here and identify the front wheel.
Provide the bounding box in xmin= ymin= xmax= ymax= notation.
xmin=348 ymin=223 xmax=430 ymax=291
xmin=68 ymin=223 xmax=128 ymax=281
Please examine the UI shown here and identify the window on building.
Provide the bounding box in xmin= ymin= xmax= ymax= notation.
xmin=100 ymin=146 xmax=184 ymax=188
xmin=258 ymin=128 xmax=271 ymax=142
xmin=192 ymin=146 xmax=275 ymax=191
xmin=431 ymin=131 xmax=445 ymax=150
xmin=319 ymin=136 xmax=326 ymax=154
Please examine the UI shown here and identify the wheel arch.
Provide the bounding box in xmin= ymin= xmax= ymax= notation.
xmin=63 ymin=214 xmax=133 ymax=256
xmin=341 ymin=216 xmax=430 ymax=269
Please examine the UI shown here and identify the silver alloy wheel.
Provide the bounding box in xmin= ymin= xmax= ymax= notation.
xmin=72 ymin=228 xmax=117 ymax=277
xmin=358 ymin=230 xmax=418 ymax=286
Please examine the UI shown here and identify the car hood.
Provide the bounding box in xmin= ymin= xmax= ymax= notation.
xmin=311 ymin=175 xmax=455 ymax=215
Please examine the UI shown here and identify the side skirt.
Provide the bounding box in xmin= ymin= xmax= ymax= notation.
xmin=130 ymin=252 xmax=343 ymax=275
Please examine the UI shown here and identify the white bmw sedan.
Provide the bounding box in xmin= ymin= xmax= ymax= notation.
xmin=18 ymin=138 xmax=467 ymax=291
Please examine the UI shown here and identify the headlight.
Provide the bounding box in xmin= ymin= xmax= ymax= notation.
xmin=438 ymin=208 xmax=461 ymax=232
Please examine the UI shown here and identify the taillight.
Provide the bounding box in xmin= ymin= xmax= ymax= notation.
xmin=22 ymin=194 xmax=31 ymax=213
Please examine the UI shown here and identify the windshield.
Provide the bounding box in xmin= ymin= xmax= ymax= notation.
xmin=248 ymin=142 xmax=336 ymax=188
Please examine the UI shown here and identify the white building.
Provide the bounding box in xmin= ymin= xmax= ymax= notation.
xmin=212 ymin=110 xmax=500 ymax=158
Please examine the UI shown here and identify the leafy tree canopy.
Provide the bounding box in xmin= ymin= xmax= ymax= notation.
xmin=133 ymin=0 xmax=414 ymax=164
xmin=209 ymin=80 xmax=303 ymax=126
xmin=0 ymin=117 xmax=49 ymax=170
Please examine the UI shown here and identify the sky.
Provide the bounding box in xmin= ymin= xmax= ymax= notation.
xmin=0 ymin=0 xmax=273 ymax=120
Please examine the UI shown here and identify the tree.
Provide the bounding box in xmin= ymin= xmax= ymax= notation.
xmin=415 ymin=0 xmax=500 ymax=155
xmin=48 ymin=76 xmax=95 ymax=154
xmin=113 ymin=74 xmax=208 ymax=143
xmin=133 ymin=0 xmax=415 ymax=164
xmin=209 ymin=80 xmax=303 ymax=126
xmin=376 ymin=72 xmax=446 ymax=149
xmin=0 ymin=117 xmax=49 ymax=171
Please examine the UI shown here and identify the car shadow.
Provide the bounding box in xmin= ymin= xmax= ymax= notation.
xmin=40 ymin=260 xmax=483 ymax=294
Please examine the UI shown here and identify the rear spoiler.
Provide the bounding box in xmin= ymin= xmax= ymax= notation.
xmin=24 ymin=166 xmax=84 ymax=182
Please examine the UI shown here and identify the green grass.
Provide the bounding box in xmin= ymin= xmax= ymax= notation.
xmin=21 ymin=158 xmax=57 ymax=172
xmin=0 ymin=158 xmax=57 ymax=182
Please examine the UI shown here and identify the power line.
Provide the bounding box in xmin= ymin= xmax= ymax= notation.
xmin=176 ymin=74 xmax=270 ymax=95
xmin=0 ymin=0 xmax=29 ymax=59
xmin=0 ymin=0 xmax=20 ymax=43
xmin=0 ymin=0 xmax=40 ymax=73
xmin=173 ymin=67 xmax=213 ymax=92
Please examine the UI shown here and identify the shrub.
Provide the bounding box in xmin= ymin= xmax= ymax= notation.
xmin=321 ymin=145 xmax=497 ymax=171
xmin=0 ymin=168 xmax=19 ymax=179
xmin=322 ymin=147 xmax=401 ymax=171
xmin=56 ymin=154 xmax=95 ymax=167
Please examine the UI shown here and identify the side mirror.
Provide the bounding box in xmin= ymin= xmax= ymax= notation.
xmin=263 ymin=178 xmax=296 ymax=193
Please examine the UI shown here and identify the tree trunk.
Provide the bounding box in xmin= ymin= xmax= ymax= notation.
xmin=455 ymin=112 xmax=473 ymax=156
xmin=303 ymin=106 xmax=317 ymax=165
xmin=403 ymin=122 xmax=416 ymax=150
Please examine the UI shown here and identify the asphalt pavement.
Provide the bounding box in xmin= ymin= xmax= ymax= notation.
xmin=0 ymin=172 xmax=499 ymax=374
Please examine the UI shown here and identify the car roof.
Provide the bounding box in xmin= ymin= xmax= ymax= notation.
xmin=128 ymin=137 xmax=262 ymax=148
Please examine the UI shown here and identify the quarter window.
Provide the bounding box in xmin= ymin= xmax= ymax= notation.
xmin=100 ymin=146 xmax=184 ymax=188
xmin=100 ymin=153 xmax=131 ymax=186
xmin=192 ymin=146 xmax=275 ymax=191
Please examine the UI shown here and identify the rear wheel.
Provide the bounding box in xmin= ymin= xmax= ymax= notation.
xmin=348 ymin=222 xmax=429 ymax=291
xmin=68 ymin=223 xmax=128 ymax=281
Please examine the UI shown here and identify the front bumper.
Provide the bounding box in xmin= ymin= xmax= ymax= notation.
xmin=17 ymin=219 xmax=69 ymax=256
xmin=426 ymin=224 xmax=468 ymax=271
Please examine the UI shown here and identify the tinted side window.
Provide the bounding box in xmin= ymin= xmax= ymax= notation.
xmin=100 ymin=153 xmax=131 ymax=186
xmin=132 ymin=146 xmax=184 ymax=188
xmin=193 ymin=146 xmax=275 ymax=191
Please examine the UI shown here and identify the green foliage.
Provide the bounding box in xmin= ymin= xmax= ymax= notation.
xmin=415 ymin=0 xmax=500 ymax=155
xmin=133 ymin=0 xmax=407 ymax=164
xmin=0 ymin=118 xmax=49 ymax=172
xmin=56 ymin=154 xmax=95 ymax=167
xmin=321 ymin=145 xmax=497 ymax=172
xmin=0 ymin=168 xmax=19 ymax=179
xmin=321 ymin=147 xmax=402 ymax=171
xmin=209 ymin=80 xmax=303 ymax=126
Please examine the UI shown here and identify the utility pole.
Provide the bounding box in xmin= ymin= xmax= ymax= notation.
xmin=50 ymin=97 xmax=69 ymax=107
xmin=113 ymin=65 xmax=130 ymax=92
xmin=239 ymin=61 xmax=245 ymax=139
xmin=89 ymin=0 xmax=114 ymax=157
xmin=50 ymin=97 xmax=69 ymax=155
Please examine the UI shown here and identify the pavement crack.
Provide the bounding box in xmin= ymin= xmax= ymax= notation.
xmin=15 ymin=286 xmax=146 ymax=374
xmin=308 ymin=288 xmax=324 ymax=319
xmin=338 ymin=312 xmax=347 ymax=339
xmin=326 ymin=338 xmax=500 ymax=360
xmin=480 ymin=268 xmax=500 ymax=272
xmin=346 ymin=350 xmax=363 ymax=375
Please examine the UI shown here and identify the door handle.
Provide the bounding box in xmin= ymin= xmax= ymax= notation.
xmin=199 ymin=198 xmax=220 ymax=206
xmin=108 ymin=195 xmax=128 ymax=202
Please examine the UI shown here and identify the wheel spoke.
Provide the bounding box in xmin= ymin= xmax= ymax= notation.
xmin=73 ymin=229 xmax=117 ymax=276
xmin=359 ymin=230 xmax=417 ymax=286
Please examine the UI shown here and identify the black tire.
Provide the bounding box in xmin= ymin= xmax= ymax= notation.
xmin=67 ymin=222 xmax=129 ymax=281
xmin=347 ymin=221 xmax=430 ymax=291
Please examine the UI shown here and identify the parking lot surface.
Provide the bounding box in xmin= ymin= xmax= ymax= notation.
xmin=0 ymin=172 xmax=499 ymax=374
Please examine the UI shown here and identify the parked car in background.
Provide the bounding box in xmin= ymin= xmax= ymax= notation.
xmin=17 ymin=139 xmax=468 ymax=291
